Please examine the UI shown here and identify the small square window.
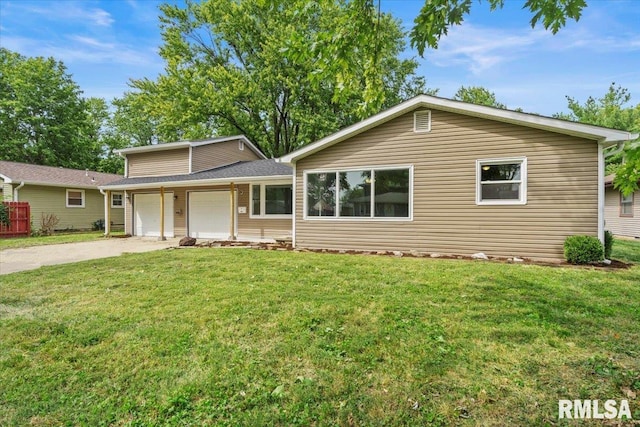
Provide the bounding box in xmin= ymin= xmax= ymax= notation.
xmin=111 ymin=193 xmax=124 ymax=208
xmin=66 ymin=189 xmax=85 ymax=208
xmin=476 ymin=158 xmax=527 ymax=205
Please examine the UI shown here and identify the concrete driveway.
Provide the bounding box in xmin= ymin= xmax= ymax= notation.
xmin=0 ymin=237 xmax=179 ymax=275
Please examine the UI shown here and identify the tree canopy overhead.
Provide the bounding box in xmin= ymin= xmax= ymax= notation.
xmin=0 ymin=48 xmax=102 ymax=169
xmin=129 ymin=0 xmax=427 ymax=157
xmin=410 ymin=0 xmax=588 ymax=55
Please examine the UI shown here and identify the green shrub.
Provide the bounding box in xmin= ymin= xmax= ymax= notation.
xmin=92 ymin=219 xmax=105 ymax=231
xmin=604 ymin=230 xmax=614 ymax=259
xmin=564 ymin=235 xmax=604 ymax=264
xmin=0 ymin=203 xmax=10 ymax=227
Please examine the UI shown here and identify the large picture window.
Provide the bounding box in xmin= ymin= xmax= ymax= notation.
xmin=66 ymin=189 xmax=85 ymax=208
xmin=250 ymin=183 xmax=292 ymax=217
xmin=476 ymin=158 xmax=527 ymax=205
xmin=306 ymin=167 xmax=411 ymax=219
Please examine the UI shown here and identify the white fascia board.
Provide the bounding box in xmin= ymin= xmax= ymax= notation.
xmin=190 ymin=135 xmax=267 ymax=160
xmin=116 ymin=141 xmax=192 ymax=155
xmin=11 ymin=181 xmax=102 ymax=190
xmin=278 ymin=95 xmax=638 ymax=164
xmin=100 ymin=175 xmax=293 ymax=191
xmin=0 ymin=174 xmax=12 ymax=183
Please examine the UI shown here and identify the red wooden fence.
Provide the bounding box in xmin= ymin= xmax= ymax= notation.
xmin=0 ymin=202 xmax=31 ymax=238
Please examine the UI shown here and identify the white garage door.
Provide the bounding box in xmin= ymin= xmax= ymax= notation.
xmin=134 ymin=193 xmax=174 ymax=237
xmin=188 ymin=191 xmax=231 ymax=239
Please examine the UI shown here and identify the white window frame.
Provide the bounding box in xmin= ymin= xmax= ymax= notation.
xmin=249 ymin=181 xmax=293 ymax=219
xmin=303 ymin=165 xmax=414 ymax=221
xmin=111 ymin=192 xmax=124 ymax=208
xmin=476 ymin=157 xmax=527 ymax=206
xmin=620 ymin=192 xmax=633 ymax=217
xmin=413 ymin=110 xmax=431 ymax=133
xmin=66 ymin=189 xmax=85 ymax=208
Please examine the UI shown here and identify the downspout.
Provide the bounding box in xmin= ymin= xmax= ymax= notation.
xmin=603 ymin=141 xmax=625 ymax=159
xmin=597 ymin=143 xmax=605 ymax=245
xmin=13 ymin=181 xmax=25 ymax=201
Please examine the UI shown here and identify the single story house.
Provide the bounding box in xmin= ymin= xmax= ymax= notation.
xmin=279 ymin=95 xmax=637 ymax=260
xmin=0 ymin=161 xmax=124 ymax=231
xmin=604 ymin=174 xmax=639 ymax=238
xmin=100 ymin=135 xmax=292 ymax=240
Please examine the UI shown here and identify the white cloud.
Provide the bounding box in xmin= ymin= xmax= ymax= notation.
xmin=425 ymin=24 xmax=549 ymax=74
xmin=14 ymin=2 xmax=114 ymax=27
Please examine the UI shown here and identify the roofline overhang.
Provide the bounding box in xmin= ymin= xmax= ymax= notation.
xmin=116 ymin=135 xmax=267 ymax=160
xmin=0 ymin=173 xmax=12 ymax=183
xmin=278 ymin=95 xmax=638 ymax=164
xmin=0 ymin=180 xmax=109 ymax=190
xmin=99 ymin=174 xmax=293 ymax=191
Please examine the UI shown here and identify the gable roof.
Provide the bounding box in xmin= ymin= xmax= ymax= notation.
xmin=279 ymin=95 xmax=639 ymax=164
xmin=101 ymin=159 xmax=292 ymax=190
xmin=116 ymin=135 xmax=267 ymax=159
xmin=0 ymin=161 xmax=122 ymax=189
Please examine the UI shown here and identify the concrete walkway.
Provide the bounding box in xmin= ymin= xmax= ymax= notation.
xmin=0 ymin=237 xmax=179 ymax=275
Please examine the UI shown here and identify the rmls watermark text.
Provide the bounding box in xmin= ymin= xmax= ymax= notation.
xmin=559 ymin=399 xmax=632 ymax=420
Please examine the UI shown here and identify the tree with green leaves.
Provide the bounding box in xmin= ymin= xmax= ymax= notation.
xmin=453 ymin=86 xmax=507 ymax=109
xmin=129 ymin=0 xmax=427 ymax=157
xmin=555 ymin=84 xmax=640 ymax=195
xmin=410 ymin=0 xmax=588 ymax=55
xmin=0 ymin=48 xmax=102 ymax=169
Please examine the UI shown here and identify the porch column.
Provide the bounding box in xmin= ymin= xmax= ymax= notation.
xmin=104 ymin=190 xmax=111 ymax=236
xmin=229 ymin=182 xmax=236 ymax=240
xmin=159 ymin=186 xmax=166 ymax=241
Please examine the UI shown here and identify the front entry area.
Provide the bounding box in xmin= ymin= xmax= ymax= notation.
xmin=188 ymin=190 xmax=232 ymax=239
xmin=134 ymin=193 xmax=174 ymax=237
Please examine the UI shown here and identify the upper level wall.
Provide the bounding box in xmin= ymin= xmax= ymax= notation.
xmin=192 ymin=139 xmax=262 ymax=172
xmin=127 ymin=148 xmax=190 ymax=178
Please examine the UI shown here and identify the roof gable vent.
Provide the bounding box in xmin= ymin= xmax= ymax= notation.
xmin=414 ymin=110 xmax=431 ymax=133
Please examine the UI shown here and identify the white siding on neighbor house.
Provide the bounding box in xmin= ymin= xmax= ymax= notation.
xmin=295 ymin=109 xmax=599 ymax=261
xmin=605 ymin=187 xmax=639 ymax=238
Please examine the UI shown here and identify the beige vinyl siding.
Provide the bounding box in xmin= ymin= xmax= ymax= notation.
xmin=16 ymin=185 xmax=124 ymax=231
xmin=124 ymin=184 xmax=291 ymax=239
xmin=295 ymin=109 xmax=599 ymax=260
xmin=127 ymin=148 xmax=190 ymax=178
xmin=2 ymin=182 xmax=13 ymax=201
xmin=236 ymin=184 xmax=292 ymax=239
xmin=192 ymin=140 xmax=262 ymax=172
xmin=605 ymin=187 xmax=639 ymax=238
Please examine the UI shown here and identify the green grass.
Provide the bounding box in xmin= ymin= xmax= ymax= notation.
xmin=0 ymin=231 xmax=125 ymax=250
xmin=1 ymin=249 xmax=639 ymax=426
xmin=612 ymin=238 xmax=640 ymax=263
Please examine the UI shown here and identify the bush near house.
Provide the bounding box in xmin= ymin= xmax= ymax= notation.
xmin=564 ymin=235 xmax=604 ymax=264
xmin=604 ymin=230 xmax=615 ymax=259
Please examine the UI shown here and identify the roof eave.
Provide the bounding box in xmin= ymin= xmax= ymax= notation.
xmin=99 ymin=174 xmax=293 ymax=191
xmin=279 ymin=95 xmax=637 ymax=164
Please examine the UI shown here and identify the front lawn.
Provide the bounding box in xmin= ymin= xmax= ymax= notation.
xmin=0 ymin=231 xmax=125 ymax=250
xmin=1 ymin=249 xmax=638 ymax=425
xmin=612 ymin=238 xmax=640 ymax=263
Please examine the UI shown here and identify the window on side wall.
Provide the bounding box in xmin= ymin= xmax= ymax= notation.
xmin=621 ymin=192 xmax=633 ymax=216
xmin=250 ymin=183 xmax=292 ymax=217
xmin=111 ymin=193 xmax=124 ymax=208
xmin=305 ymin=167 xmax=411 ymax=219
xmin=476 ymin=158 xmax=527 ymax=205
xmin=66 ymin=189 xmax=85 ymax=208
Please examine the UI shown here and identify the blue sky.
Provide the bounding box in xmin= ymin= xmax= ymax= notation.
xmin=1 ymin=0 xmax=639 ymax=117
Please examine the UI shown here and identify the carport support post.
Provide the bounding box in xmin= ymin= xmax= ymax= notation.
xmin=229 ymin=182 xmax=236 ymax=240
xmin=159 ymin=186 xmax=166 ymax=241
xmin=104 ymin=190 xmax=111 ymax=236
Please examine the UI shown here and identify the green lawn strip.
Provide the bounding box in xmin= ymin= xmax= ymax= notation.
xmin=612 ymin=238 xmax=640 ymax=263
xmin=0 ymin=231 xmax=125 ymax=250
xmin=1 ymin=249 xmax=638 ymax=426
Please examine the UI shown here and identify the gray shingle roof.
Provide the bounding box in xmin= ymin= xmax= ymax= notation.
xmin=0 ymin=161 xmax=123 ymax=187
xmin=102 ymin=159 xmax=292 ymax=188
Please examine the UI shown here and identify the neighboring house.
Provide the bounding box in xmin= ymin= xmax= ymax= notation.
xmin=0 ymin=161 xmax=124 ymax=231
xmin=100 ymin=135 xmax=293 ymax=240
xmin=604 ymin=174 xmax=639 ymax=238
xmin=279 ymin=95 xmax=637 ymax=261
